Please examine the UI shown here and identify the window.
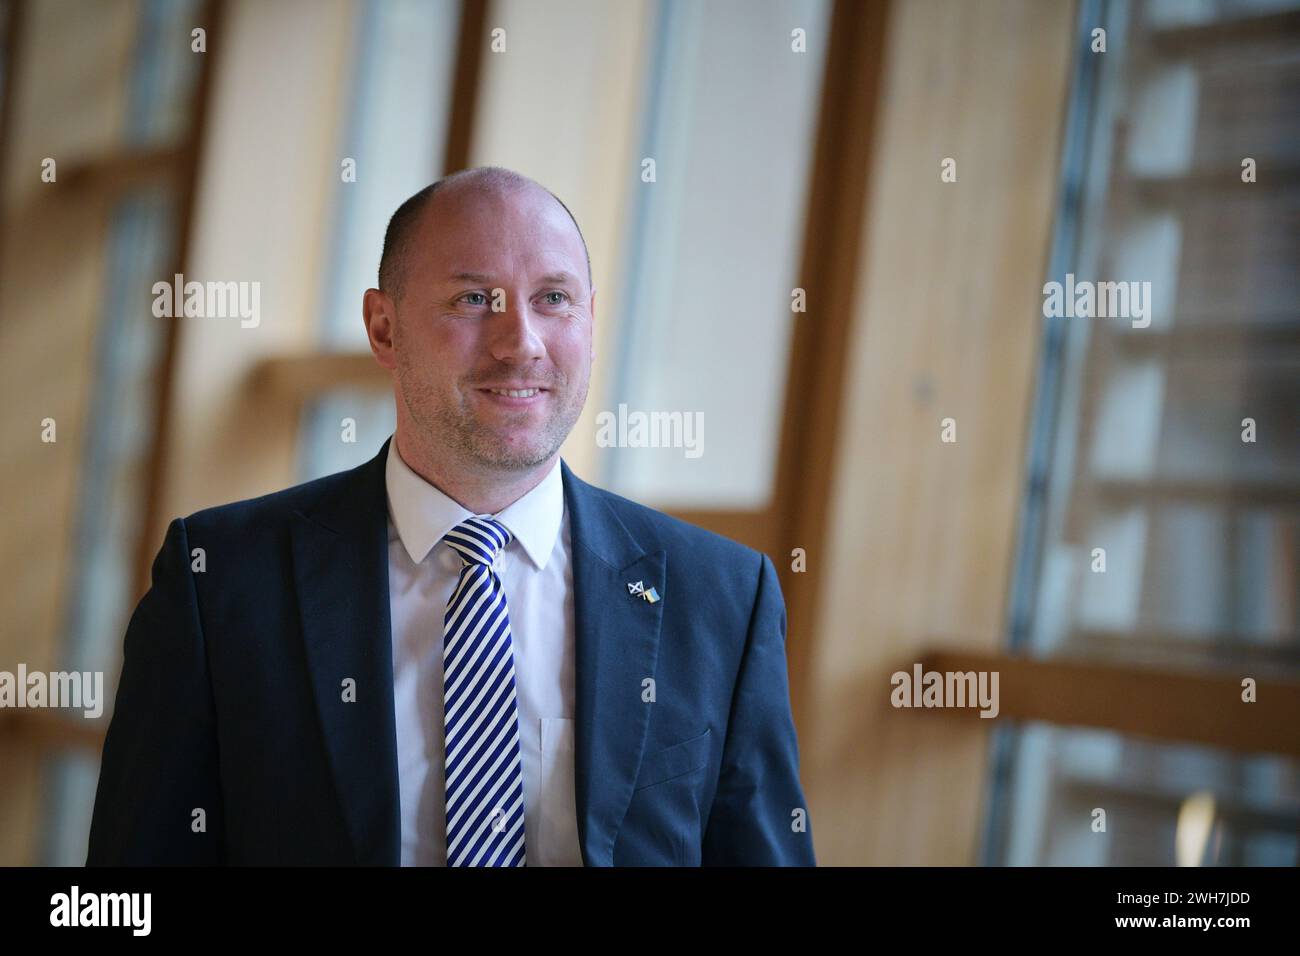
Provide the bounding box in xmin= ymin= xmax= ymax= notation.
xmin=295 ymin=0 xmax=460 ymax=482
xmin=985 ymin=0 xmax=1300 ymax=866
xmin=599 ymin=0 xmax=832 ymax=510
xmin=38 ymin=0 xmax=208 ymax=866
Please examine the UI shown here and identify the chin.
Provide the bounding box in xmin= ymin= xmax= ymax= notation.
xmin=471 ymin=437 xmax=554 ymax=470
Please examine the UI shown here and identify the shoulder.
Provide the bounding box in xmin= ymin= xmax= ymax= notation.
xmin=564 ymin=464 xmax=771 ymax=580
xmin=176 ymin=457 xmax=374 ymax=542
xmin=563 ymin=467 xmax=785 ymax=635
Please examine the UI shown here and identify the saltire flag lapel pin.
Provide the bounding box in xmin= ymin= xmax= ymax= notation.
xmin=627 ymin=580 xmax=661 ymax=604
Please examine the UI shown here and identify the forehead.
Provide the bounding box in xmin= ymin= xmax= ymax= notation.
xmin=413 ymin=185 xmax=585 ymax=281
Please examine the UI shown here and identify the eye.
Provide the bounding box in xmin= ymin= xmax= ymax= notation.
xmin=459 ymin=291 xmax=489 ymax=306
xmin=541 ymin=291 xmax=569 ymax=305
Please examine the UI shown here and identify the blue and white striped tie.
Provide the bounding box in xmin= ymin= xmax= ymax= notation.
xmin=442 ymin=515 xmax=527 ymax=867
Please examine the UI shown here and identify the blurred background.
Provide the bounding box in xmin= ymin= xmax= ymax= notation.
xmin=1 ymin=0 xmax=1297 ymax=866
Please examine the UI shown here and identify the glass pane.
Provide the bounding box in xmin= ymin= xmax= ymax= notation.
xmin=126 ymin=0 xmax=207 ymax=148
xmin=994 ymin=725 xmax=1299 ymax=866
xmin=298 ymin=390 xmax=396 ymax=482
xmin=39 ymin=0 xmax=204 ymax=864
xmin=317 ymin=0 xmax=461 ymax=348
xmin=297 ymin=0 xmax=460 ymax=478
xmin=597 ymin=0 xmax=832 ymax=510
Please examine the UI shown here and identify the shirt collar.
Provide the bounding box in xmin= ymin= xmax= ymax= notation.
xmin=384 ymin=437 xmax=564 ymax=571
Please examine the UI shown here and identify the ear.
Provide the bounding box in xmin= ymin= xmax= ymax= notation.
xmin=363 ymin=287 xmax=399 ymax=371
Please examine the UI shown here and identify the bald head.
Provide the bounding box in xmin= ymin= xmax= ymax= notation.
xmin=378 ymin=166 xmax=592 ymax=302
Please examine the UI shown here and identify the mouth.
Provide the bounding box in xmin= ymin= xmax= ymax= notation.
xmin=475 ymin=386 xmax=549 ymax=408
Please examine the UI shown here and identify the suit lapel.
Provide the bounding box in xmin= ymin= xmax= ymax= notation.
xmin=291 ymin=439 xmax=400 ymax=865
xmin=562 ymin=460 xmax=666 ymax=866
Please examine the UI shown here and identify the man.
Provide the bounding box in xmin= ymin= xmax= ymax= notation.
xmin=87 ymin=167 xmax=815 ymax=866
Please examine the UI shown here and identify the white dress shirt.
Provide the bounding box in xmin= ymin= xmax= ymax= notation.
xmin=385 ymin=437 xmax=583 ymax=866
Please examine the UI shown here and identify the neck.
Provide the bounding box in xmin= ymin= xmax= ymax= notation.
xmin=394 ymin=429 xmax=557 ymax=515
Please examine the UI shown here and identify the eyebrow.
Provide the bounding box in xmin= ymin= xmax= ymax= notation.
xmin=539 ymin=271 xmax=579 ymax=286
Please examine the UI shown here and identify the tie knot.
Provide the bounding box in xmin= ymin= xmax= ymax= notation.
xmin=444 ymin=515 xmax=512 ymax=567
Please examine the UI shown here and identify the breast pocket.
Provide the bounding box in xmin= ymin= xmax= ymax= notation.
xmin=537 ymin=717 xmax=582 ymax=866
xmin=632 ymin=727 xmax=712 ymax=792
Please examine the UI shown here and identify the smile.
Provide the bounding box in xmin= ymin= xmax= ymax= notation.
xmin=476 ymin=386 xmax=549 ymax=408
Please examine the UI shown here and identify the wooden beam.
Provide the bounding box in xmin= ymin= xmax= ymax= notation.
xmin=1109 ymin=319 xmax=1300 ymax=357
xmin=57 ymin=145 xmax=187 ymax=196
xmin=442 ymin=0 xmax=488 ymax=174
xmin=776 ymin=0 xmax=891 ymax=731
xmin=0 ymin=0 xmax=27 ymax=291
xmin=912 ymin=648 xmax=1300 ymax=758
xmin=664 ymin=508 xmax=775 ymax=558
xmin=0 ymin=711 xmax=105 ymax=753
xmin=250 ymin=351 xmax=389 ymax=407
xmin=1148 ymin=9 xmax=1300 ymax=56
xmin=1131 ymin=165 xmax=1300 ymax=202
xmin=1069 ymin=628 xmax=1300 ymax=671
xmin=1092 ymin=478 xmax=1300 ymax=510
xmin=1062 ymin=776 xmax=1300 ymax=838
xmin=132 ymin=0 xmax=225 ymax=597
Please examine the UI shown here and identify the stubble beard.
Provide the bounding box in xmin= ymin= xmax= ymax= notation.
xmin=398 ymin=358 xmax=588 ymax=473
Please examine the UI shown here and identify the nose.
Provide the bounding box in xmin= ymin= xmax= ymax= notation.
xmin=489 ymin=296 xmax=546 ymax=365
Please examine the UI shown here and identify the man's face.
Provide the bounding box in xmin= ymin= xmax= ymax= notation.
xmin=388 ymin=186 xmax=594 ymax=473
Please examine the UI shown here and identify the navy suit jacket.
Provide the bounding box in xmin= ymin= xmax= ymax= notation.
xmin=86 ymin=437 xmax=815 ymax=866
